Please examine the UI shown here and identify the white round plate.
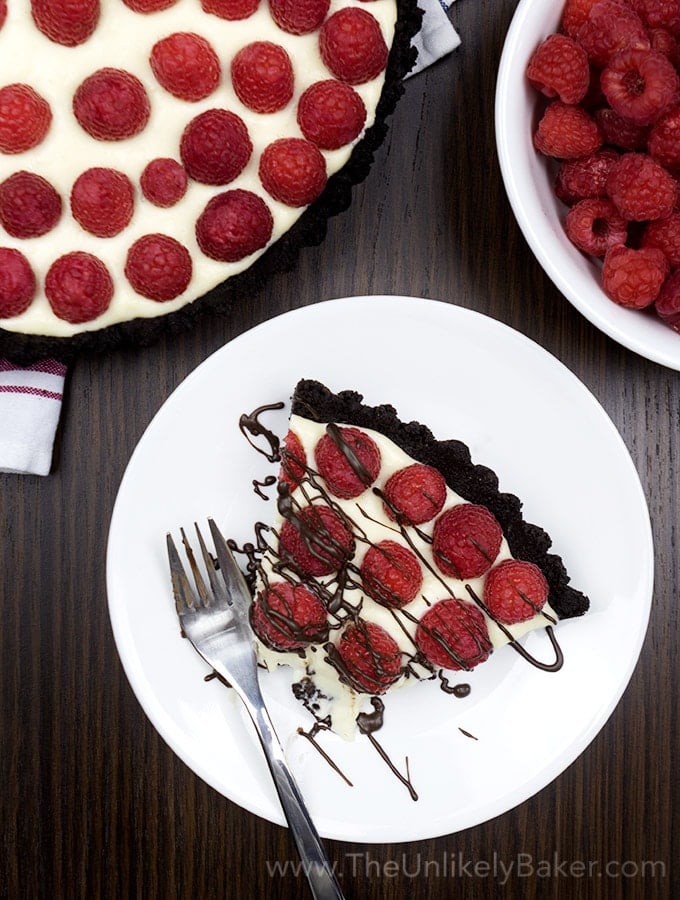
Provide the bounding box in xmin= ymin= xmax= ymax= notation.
xmin=495 ymin=0 xmax=680 ymax=371
xmin=107 ymin=296 xmax=653 ymax=843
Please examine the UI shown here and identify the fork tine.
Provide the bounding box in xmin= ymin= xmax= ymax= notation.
xmin=180 ymin=526 xmax=211 ymax=608
xmin=208 ymin=518 xmax=251 ymax=614
xmin=166 ymin=532 xmax=196 ymax=615
xmin=194 ymin=522 xmax=230 ymax=607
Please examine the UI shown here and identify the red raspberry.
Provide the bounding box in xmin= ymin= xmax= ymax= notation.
xmin=0 ymin=248 xmax=36 ymax=318
xmin=123 ymin=0 xmax=178 ymax=10
xmin=180 ymin=109 xmax=252 ymax=185
xmin=195 ymin=189 xmax=273 ymax=261
xmin=360 ymin=540 xmax=423 ymax=609
xmin=0 ymin=172 xmax=62 ymax=238
xmin=297 ymin=80 xmax=367 ymax=150
xmin=526 ymin=34 xmax=590 ymax=104
xmin=251 ymin=582 xmax=328 ymax=651
xmin=335 ymin=621 xmax=402 ymax=694
xmin=0 ymin=1 xmax=6 ymax=30
xmin=259 ymin=138 xmax=327 ymax=207
xmin=45 ymin=252 xmax=113 ymax=323
xmin=533 ymin=100 xmax=602 ymax=158
xmin=593 ymin=107 xmax=650 ymax=150
xmin=319 ymin=8 xmax=388 ymax=85
xmin=577 ymin=0 xmax=650 ymax=67
xmin=628 ymin=0 xmax=680 ymax=33
xmin=269 ymin=0 xmax=330 ymax=35
xmin=602 ymin=244 xmax=669 ymax=307
xmin=124 ymin=234 xmax=192 ymax=301
xmin=70 ymin=167 xmax=134 ymax=237
xmin=648 ymin=105 xmax=680 ymax=166
xmin=31 ymin=0 xmax=100 ymax=46
xmin=432 ymin=503 xmax=502 ymax=580
xmin=382 ymin=463 xmax=447 ymax=526
xmin=649 ymin=26 xmax=680 ymax=65
xmin=150 ymin=33 xmax=221 ymax=102
xmin=655 ymin=267 xmax=680 ymax=328
xmin=415 ymin=598 xmax=492 ymax=671
xmin=554 ymin=149 xmax=620 ymax=204
xmin=313 ymin=426 xmax=381 ymax=499
xmin=601 ymin=48 xmax=679 ymax=126
xmin=0 ymin=84 xmax=52 ymax=154
xmin=606 ymin=152 xmax=676 ymax=219
xmin=641 ymin=211 xmax=680 ymax=263
xmin=140 ymin=158 xmax=188 ymax=207
xmin=231 ymin=42 xmax=294 ymax=113
xmin=561 ymin=0 xmax=601 ymax=38
xmin=565 ymin=198 xmax=628 ymax=255
xmin=483 ymin=559 xmax=549 ymax=625
xmin=279 ymin=503 xmax=355 ymax=576
xmin=73 ymin=68 xmax=150 ymax=141
xmin=279 ymin=430 xmax=307 ymax=488
xmin=201 ymin=0 xmax=259 ymax=18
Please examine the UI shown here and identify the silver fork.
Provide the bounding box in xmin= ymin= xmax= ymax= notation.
xmin=166 ymin=519 xmax=345 ymax=900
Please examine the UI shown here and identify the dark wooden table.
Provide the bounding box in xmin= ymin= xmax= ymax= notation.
xmin=2 ymin=2 xmax=677 ymax=897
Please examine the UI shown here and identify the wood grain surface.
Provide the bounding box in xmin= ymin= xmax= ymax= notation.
xmin=1 ymin=1 xmax=678 ymax=897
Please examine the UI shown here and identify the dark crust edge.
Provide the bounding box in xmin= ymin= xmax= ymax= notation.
xmin=0 ymin=0 xmax=424 ymax=366
xmin=291 ymin=378 xmax=590 ymax=620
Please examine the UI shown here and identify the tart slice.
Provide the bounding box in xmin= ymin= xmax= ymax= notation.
xmin=245 ymin=379 xmax=590 ymax=739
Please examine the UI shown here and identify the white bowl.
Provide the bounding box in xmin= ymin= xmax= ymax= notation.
xmin=495 ymin=0 xmax=680 ymax=370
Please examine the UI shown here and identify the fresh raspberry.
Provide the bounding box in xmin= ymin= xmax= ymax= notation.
xmin=565 ymin=198 xmax=628 ymax=255
xmin=554 ymin=149 xmax=620 ymax=204
xmin=593 ymin=107 xmax=650 ymax=150
xmin=606 ymin=152 xmax=676 ymax=219
xmin=31 ymin=0 xmax=100 ymax=46
xmin=124 ymin=234 xmax=192 ymax=301
xmin=259 ymin=138 xmax=327 ymax=207
xmin=649 ymin=26 xmax=680 ymax=65
xmin=655 ymin=267 xmax=680 ymax=328
xmin=140 ymin=158 xmax=188 ymax=207
xmin=0 ymin=248 xmax=36 ymax=318
xmin=648 ymin=105 xmax=680 ymax=166
xmin=0 ymin=172 xmax=62 ymax=238
xmin=319 ymin=8 xmax=388 ymax=85
xmin=297 ymin=80 xmax=367 ymax=150
xmin=195 ymin=189 xmax=273 ymax=261
xmin=334 ymin=621 xmax=402 ymax=693
xmin=269 ymin=0 xmax=330 ymax=35
xmin=483 ymin=559 xmax=549 ymax=625
xmin=70 ymin=167 xmax=134 ymax=237
xmin=279 ymin=430 xmax=307 ymax=488
xmin=180 ymin=109 xmax=252 ymax=185
xmin=251 ymin=581 xmax=328 ymax=651
xmin=313 ymin=425 xmax=381 ymax=499
xmin=577 ymin=0 xmax=650 ymax=68
xmin=45 ymin=252 xmax=113 ymax=323
xmin=382 ymin=463 xmax=447 ymax=525
xmin=601 ymin=48 xmax=679 ymax=126
xmin=279 ymin=503 xmax=355 ymax=576
xmin=73 ymin=68 xmax=150 ymax=141
xmin=0 ymin=84 xmax=52 ymax=154
xmin=641 ymin=211 xmax=680 ymax=263
xmin=628 ymin=0 xmax=680 ymax=33
xmin=561 ymin=0 xmax=602 ymax=38
xmin=0 ymin=1 xmax=6 ymax=30
xmin=415 ymin=599 xmax=492 ymax=671
xmin=360 ymin=540 xmax=423 ymax=609
xmin=123 ymin=0 xmax=178 ymax=10
xmin=526 ymin=34 xmax=590 ymax=104
xmin=231 ymin=42 xmax=294 ymax=113
xmin=432 ymin=503 xmax=502 ymax=580
xmin=150 ymin=33 xmax=221 ymax=102
xmin=201 ymin=0 xmax=259 ymax=18
xmin=533 ymin=100 xmax=602 ymax=158
xmin=602 ymin=244 xmax=670 ymax=306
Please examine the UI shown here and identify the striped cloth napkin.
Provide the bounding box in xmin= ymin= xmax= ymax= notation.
xmin=0 ymin=0 xmax=460 ymax=476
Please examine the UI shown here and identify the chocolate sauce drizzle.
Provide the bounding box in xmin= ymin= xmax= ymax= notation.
xmin=357 ymin=699 xmax=418 ymax=801
xmin=297 ymin=724 xmax=354 ymax=787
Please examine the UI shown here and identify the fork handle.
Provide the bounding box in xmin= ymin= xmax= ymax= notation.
xmin=240 ymin=690 xmax=345 ymax=900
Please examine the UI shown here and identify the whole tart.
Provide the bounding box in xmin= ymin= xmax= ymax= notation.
xmin=244 ymin=379 xmax=590 ymax=738
xmin=0 ymin=0 xmax=421 ymax=363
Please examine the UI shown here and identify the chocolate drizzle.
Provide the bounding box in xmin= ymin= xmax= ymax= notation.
xmin=239 ymin=402 xmax=284 ymax=461
xmin=438 ymin=673 xmax=471 ymax=698
xmin=357 ymin=699 xmax=418 ymax=801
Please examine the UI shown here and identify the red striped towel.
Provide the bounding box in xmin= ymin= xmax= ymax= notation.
xmin=0 ymin=358 xmax=67 ymax=476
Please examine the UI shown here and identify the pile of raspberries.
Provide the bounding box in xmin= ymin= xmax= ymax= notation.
xmin=527 ymin=0 xmax=680 ymax=332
